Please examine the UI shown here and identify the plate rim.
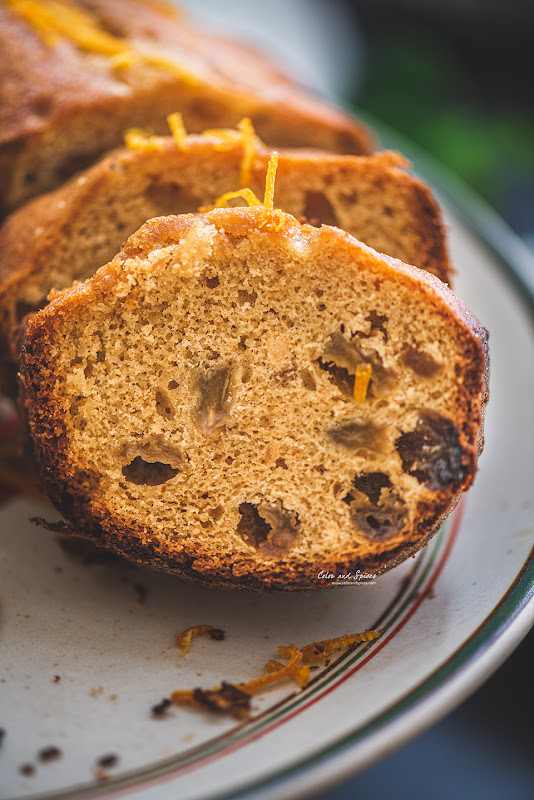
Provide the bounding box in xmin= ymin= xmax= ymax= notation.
xmin=5 ymin=128 xmax=534 ymax=800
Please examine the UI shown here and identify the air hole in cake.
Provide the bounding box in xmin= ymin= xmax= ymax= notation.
xmin=326 ymin=419 xmax=387 ymax=454
xmin=317 ymin=358 xmax=353 ymax=397
xmin=241 ymin=364 xmax=252 ymax=383
xmin=275 ymin=458 xmax=288 ymax=470
xmin=208 ymin=505 xmax=225 ymax=521
xmin=366 ymin=311 xmax=389 ymax=340
xmin=350 ymin=471 xmax=392 ymax=504
xmin=237 ymin=289 xmax=257 ymax=306
xmin=84 ymin=349 xmax=105 ymax=378
xmin=237 ymin=500 xmax=301 ymax=556
xmin=401 ymin=345 xmax=442 ymax=378
xmin=396 ymin=411 xmax=466 ymax=490
xmin=303 ymin=191 xmax=338 ymax=227
xmin=122 ymin=457 xmax=179 ymax=485
xmin=205 ymin=276 xmax=220 ymax=289
xmin=191 ymin=363 xmax=234 ymax=437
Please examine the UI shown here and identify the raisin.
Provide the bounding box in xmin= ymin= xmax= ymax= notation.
xmin=401 ymin=345 xmax=441 ymax=378
xmin=237 ymin=500 xmax=300 ymax=556
xmin=351 ymin=502 xmax=406 ymax=540
xmin=319 ymin=331 xmax=394 ymax=398
xmin=344 ymin=483 xmax=406 ymax=541
xmin=396 ymin=411 xmax=466 ymax=490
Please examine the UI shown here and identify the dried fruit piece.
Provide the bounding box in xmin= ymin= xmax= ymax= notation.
xmin=348 ymin=490 xmax=407 ymax=540
xmin=396 ymin=411 xmax=466 ymax=490
xmin=326 ymin=419 xmax=387 ymax=455
xmin=279 ymin=630 xmax=381 ymax=663
xmin=191 ymin=363 xmax=234 ymax=437
xmin=353 ymin=362 xmax=372 ymax=402
xmin=237 ymin=500 xmax=301 ymax=556
xmin=401 ymin=344 xmax=442 ymax=378
xmin=320 ymin=331 xmax=394 ymax=399
xmin=169 ymin=645 xmax=304 ymax=719
xmin=176 ymin=624 xmax=225 ymax=653
xmin=192 ymin=683 xmax=251 ymax=720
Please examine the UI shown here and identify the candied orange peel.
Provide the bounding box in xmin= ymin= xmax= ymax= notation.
xmin=7 ymin=0 xmax=198 ymax=84
xmin=124 ymin=127 xmax=164 ymax=152
xmin=176 ymin=624 xmax=223 ymax=654
xmin=353 ymin=362 xmax=373 ymax=403
xmin=167 ymin=112 xmax=188 ymax=151
xmin=279 ymin=630 xmax=382 ymax=664
xmin=167 ymin=629 xmax=381 ymax=718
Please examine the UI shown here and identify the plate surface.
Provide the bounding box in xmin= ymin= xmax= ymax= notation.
xmin=1 ymin=191 xmax=534 ymax=800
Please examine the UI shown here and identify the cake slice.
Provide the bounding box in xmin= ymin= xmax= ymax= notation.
xmin=20 ymin=207 xmax=488 ymax=591
xmin=0 ymin=0 xmax=373 ymax=216
xmin=0 ymin=132 xmax=451 ymax=392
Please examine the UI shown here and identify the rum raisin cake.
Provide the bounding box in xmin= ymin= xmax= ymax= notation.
xmin=0 ymin=0 xmax=373 ymax=216
xmin=20 ymin=208 xmax=488 ymax=592
xmin=0 ymin=133 xmax=451 ymax=392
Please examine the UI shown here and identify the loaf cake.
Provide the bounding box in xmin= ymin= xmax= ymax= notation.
xmin=0 ymin=131 xmax=451 ymax=393
xmin=20 ymin=206 xmax=488 ymax=592
xmin=0 ymin=0 xmax=374 ymax=216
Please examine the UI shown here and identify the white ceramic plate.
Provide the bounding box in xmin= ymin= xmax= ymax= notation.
xmin=1 ymin=172 xmax=534 ymax=800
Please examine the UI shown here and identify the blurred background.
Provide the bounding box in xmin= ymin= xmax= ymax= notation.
xmin=188 ymin=1 xmax=534 ymax=797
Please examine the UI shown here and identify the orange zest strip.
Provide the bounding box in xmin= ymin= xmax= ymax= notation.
xmin=236 ymin=644 xmax=303 ymax=694
xmin=176 ymin=624 xmax=217 ymax=654
xmin=236 ymin=117 xmax=257 ymax=187
xmin=169 ymin=688 xmax=196 ymax=705
xmin=279 ymin=630 xmax=381 ymax=664
xmin=124 ymin=128 xmax=164 ymax=151
xmin=7 ymin=0 xmax=199 ymax=84
xmin=167 ymin=112 xmax=188 ymax=151
xmin=258 ymin=152 xmax=284 ymax=231
xmin=353 ymin=362 xmax=372 ymax=403
xmin=263 ymin=151 xmax=278 ymax=212
xmin=199 ymin=188 xmax=262 ymax=212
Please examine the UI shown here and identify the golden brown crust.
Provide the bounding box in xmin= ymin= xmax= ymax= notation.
xmin=0 ymin=0 xmax=374 ymax=215
xmin=20 ymin=208 xmax=488 ymax=592
xmin=0 ymin=136 xmax=452 ymax=393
